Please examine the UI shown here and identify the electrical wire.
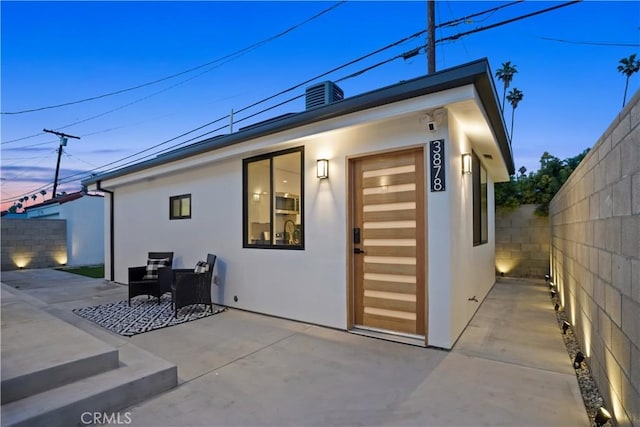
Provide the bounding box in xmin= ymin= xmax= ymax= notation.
xmin=0 ymin=1 xmax=581 ymax=204
xmin=0 ymin=1 xmax=347 ymax=115
xmin=536 ymin=36 xmax=640 ymax=47
xmin=438 ymin=1 xmax=582 ymax=43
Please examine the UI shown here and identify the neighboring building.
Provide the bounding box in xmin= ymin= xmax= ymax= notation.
xmin=83 ymin=59 xmax=514 ymax=349
xmin=25 ymin=192 xmax=104 ymax=266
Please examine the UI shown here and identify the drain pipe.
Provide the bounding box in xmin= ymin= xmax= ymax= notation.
xmin=96 ymin=180 xmax=115 ymax=282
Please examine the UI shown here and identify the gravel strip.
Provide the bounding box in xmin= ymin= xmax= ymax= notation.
xmin=550 ymin=286 xmax=612 ymax=427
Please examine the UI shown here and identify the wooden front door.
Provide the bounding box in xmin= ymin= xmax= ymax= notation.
xmin=351 ymin=148 xmax=426 ymax=336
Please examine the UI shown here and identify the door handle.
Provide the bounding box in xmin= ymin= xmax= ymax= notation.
xmin=354 ymin=247 xmax=366 ymax=254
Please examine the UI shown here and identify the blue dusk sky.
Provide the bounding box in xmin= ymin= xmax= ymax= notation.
xmin=1 ymin=1 xmax=639 ymax=210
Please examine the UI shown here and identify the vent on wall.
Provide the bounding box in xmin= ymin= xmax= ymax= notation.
xmin=305 ymin=81 xmax=344 ymax=110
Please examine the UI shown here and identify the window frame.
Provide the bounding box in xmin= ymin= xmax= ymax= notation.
xmin=169 ymin=194 xmax=191 ymax=220
xmin=472 ymin=152 xmax=488 ymax=246
xmin=242 ymin=146 xmax=305 ymax=250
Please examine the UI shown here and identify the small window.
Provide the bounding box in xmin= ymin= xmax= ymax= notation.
xmin=243 ymin=147 xmax=304 ymax=249
xmin=472 ymin=153 xmax=488 ymax=246
xmin=170 ymin=194 xmax=191 ymax=220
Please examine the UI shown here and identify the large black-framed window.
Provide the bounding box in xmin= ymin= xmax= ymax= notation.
xmin=472 ymin=152 xmax=488 ymax=246
xmin=243 ymin=146 xmax=304 ymax=249
xmin=170 ymin=194 xmax=191 ymax=220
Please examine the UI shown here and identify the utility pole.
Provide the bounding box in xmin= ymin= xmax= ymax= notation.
xmin=43 ymin=129 xmax=80 ymax=199
xmin=427 ymin=0 xmax=436 ymax=74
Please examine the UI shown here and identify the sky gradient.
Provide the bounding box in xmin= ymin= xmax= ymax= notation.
xmin=2 ymin=1 xmax=639 ymax=211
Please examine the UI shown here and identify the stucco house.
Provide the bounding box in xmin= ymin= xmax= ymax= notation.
xmin=83 ymin=59 xmax=514 ymax=349
xmin=25 ymin=192 xmax=104 ymax=266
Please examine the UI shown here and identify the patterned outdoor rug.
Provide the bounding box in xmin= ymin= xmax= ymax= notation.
xmin=72 ymin=295 xmax=226 ymax=336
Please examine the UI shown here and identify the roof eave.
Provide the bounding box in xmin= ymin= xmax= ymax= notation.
xmin=83 ymin=58 xmax=514 ymax=186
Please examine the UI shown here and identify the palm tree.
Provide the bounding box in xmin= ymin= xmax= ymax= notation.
xmin=617 ymin=54 xmax=640 ymax=108
xmin=495 ymin=61 xmax=518 ymax=111
xmin=506 ymin=88 xmax=524 ymax=141
xmin=40 ymin=189 xmax=47 ymax=200
xmin=31 ymin=194 xmax=37 ymax=203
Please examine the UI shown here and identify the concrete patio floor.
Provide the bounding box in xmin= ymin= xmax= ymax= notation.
xmin=0 ymin=269 xmax=589 ymax=426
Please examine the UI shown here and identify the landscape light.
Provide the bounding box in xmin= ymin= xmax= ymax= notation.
xmin=594 ymin=407 xmax=612 ymax=427
xmin=562 ymin=321 xmax=570 ymax=334
xmin=573 ymin=352 xmax=585 ymax=369
xmin=548 ymin=281 xmax=555 ymax=289
xmin=550 ymin=289 xmax=557 ymax=298
xmin=544 ymin=274 xmax=550 ymax=282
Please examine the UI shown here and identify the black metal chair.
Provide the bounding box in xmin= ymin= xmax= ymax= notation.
xmin=171 ymin=254 xmax=216 ymax=318
xmin=128 ymin=252 xmax=174 ymax=306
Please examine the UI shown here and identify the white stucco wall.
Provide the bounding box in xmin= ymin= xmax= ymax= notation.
xmin=425 ymin=112 xmax=497 ymax=349
xmin=26 ymin=195 xmax=104 ymax=267
xmin=60 ymin=196 xmax=104 ymax=266
xmin=99 ymin=85 xmax=503 ymax=346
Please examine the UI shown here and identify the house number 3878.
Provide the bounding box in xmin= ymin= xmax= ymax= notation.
xmin=430 ymin=139 xmax=446 ymax=192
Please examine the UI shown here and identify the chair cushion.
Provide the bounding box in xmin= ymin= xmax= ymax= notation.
xmin=143 ymin=258 xmax=170 ymax=280
xmin=194 ymin=261 xmax=210 ymax=274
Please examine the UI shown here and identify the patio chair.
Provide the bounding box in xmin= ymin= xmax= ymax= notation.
xmin=171 ymin=254 xmax=216 ymax=318
xmin=128 ymin=252 xmax=174 ymax=306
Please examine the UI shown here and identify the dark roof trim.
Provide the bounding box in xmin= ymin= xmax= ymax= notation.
xmin=83 ymin=58 xmax=514 ymax=186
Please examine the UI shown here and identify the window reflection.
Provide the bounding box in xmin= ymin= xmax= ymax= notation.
xmin=244 ymin=148 xmax=304 ymax=249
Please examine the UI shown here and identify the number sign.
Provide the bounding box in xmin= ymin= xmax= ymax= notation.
xmin=429 ymin=139 xmax=446 ymax=192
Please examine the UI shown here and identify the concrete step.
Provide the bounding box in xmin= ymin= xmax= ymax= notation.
xmin=0 ymin=288 xmax=120 ymax=404
xmin=1 ymin=344 xmax=177 ymax=427
xmin=0 ymin=284 xmax=178 ymax=427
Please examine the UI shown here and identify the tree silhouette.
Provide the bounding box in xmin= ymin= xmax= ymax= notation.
xmin=617 ymin=54 xmax=640 ymax=108
xmin=495 ymin=61 xmax=518 ymax=111
xmin=506 ymin=88 xmax=524 ymax=141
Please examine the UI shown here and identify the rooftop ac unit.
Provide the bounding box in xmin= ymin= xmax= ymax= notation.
xmin=305 ymin=81 xmax=344 ymax=110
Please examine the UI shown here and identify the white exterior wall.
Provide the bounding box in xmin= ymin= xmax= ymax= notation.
xmin=438 ymin=112 xmax=496 ymax=348
xmin=26 ymin=196 xmax=104 ymax=266
xmin=101 ymin=85 xmax=503 ymax=345
xmin=60 ymin=196 xmax=104 ymax=266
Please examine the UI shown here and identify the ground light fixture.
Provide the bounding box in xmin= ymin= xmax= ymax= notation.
xmin=562 ymin=321 xmax=570 ymax=334
xmin=548 ymin=281 xmax=555 ymax=289
xmin=573 ymin=352 xmax=585 ymax=369
xmin=461 ymin=153 xmax=472 ymax=175
xmin=316 ymin=159 xmax=329 ymax=179
xmin=594 ymin=407 xmax=612 ymax=426
xmin=554 ymin=303 xmax=560 ymax=311
xmin=544 ymin=274 xmax=550 ymax=282
xmin=550 ymin=289 xmax=557 ymax=298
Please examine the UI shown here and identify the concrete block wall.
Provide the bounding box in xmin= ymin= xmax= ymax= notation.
xmin=495 ymin=204 xmax=550 ymax=278
xmin=1 ymin=218 xmax=67 ymax=271
xmin=550 ymin=91 xmax=639 ymax=427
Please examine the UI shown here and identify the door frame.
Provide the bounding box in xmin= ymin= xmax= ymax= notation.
xmin=346 ymin=145 xmax=428 ymax=344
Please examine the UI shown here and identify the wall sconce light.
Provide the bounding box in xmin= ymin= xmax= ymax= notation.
xmin=548 ymin=281 xmax=555 ymax=289
xmin=594 ymin=407 xmax=612 ymax=427
xmin=550 ymin=289 xmax=557 ymax=299
xmin=317 ymin=159 xmax=329 ymax=179
xmin=544 ymin=274 xmax=551 ymax=282
xmin=461 ymin=153 xmax=472 ymax=175
xmin=573 ymin=351 xmax=585 ymax=369
xmin=252 ymin=193 xmax=261 ymax=202
xmin=562 ymin=320 xmax=570 ymax=334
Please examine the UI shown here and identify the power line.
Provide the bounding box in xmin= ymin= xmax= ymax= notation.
xmin=0 ymin=1 xmax=346 ymax=116
xmin=1 ymin=2 xmax=578 ymax=204
xmin=439 ymin=1 xmax=582 ymax=43
xmin=536 ymin=36 xmax=640 ymax=47
xmin=1 ymin=0 xmax=521 ymax=146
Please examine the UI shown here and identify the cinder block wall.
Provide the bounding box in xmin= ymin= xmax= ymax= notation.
xmin=0 ymin=218 xmax=67 ymax=271
xmin=495 ymin=204 xmax=550 ymax=278
xmin=550 ymin=91 xmax=639 ymax=427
